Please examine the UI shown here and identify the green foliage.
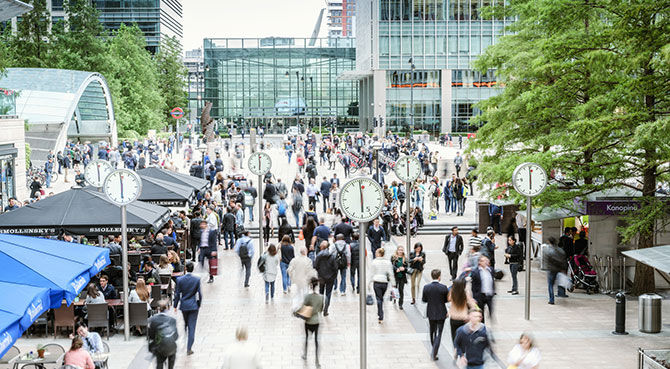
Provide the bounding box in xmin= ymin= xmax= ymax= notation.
xmin=25 ymin=143 xmax=31 ymax=170
xmin=5 ymin=0 xmax=52 ymax=68
xmin=469 ymin=0 xmax=670 ymax=293
xmin=102 ymin=24 xmax=163 ymax=135
xmin=155 ymin=36 xmax=188 ymax=127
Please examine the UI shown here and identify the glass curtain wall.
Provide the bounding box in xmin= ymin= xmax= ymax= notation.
xmin=204 ymin=38 xmax=358 ymax=133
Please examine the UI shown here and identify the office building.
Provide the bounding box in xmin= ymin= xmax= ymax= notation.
xmin=326 ymin=0 xmax=356 ymax=45
xmin=184 ymin=48 xmax=204 ymax=124
xmin=350 ymin=0 xmax=508 ymax=134
xmin=8 ymin=0 xmax=183 ymax=53
xmin=203 ymin=37 xmax=358 ymax=133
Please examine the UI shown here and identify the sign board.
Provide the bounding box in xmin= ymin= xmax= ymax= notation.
xmin=171 ymin=107 xmax=184 ymax=119
xmin=586 ymin=201 xmax=641 ymax=216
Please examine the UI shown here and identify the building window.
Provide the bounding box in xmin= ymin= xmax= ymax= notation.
xmin=0 ymin=156 xmax=16 ymax=211
xmin=387 ymin=70 xmax=441 ymax=88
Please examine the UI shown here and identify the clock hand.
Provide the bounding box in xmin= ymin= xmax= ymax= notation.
xmin=258 ymin=154 xmax=261 ymax=171
xmin=119 ymin=175 xmax=124 ymax=200
xmin=529 ymin=167 xmax=532 ymax=191
xmin=96 ymin=164 xmax=101 ymax=183
xmin=406 ymin=159 xmax=410 ymax=178
xmin=359 ymin=182 xmax=364 ymax=213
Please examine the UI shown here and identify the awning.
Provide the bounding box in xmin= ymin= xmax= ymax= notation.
xmin=137 ymin=175 xmax=196 ymax=207
xmin=0 ymin=0 xmax=33 ymax=22
xmin=517 ymin=207 xmax=583 ymax=222
xmin=622 ymin=245 xmax=670 ymax=274
xmin=137 ymin=167 xmax=210 ymax=192
xmin=337 ymin=70 xmax=373 ymax=81
xmin=0 ymin=281 xmax=50 ymax=358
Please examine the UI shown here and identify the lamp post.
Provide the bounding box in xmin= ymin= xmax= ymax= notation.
xmin=309 ymin=76 xmax=315 ymax=133
xmin=198 ymin=143 xmax=207 ymax=179
xmin=408 ymin=58 xmax=415 ymax=139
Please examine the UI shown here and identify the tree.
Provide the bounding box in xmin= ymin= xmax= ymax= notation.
xmin=6 ymin=0 xmax=53 ymax=68
xmin=49 ymin=0 xmax=108 ymax=72
xmin=155 ymin=36 xmax=188 ymax=128
xmin=101 ymin=24 xmax=163 ymax=136
xmin=470 ymin=0 xmax=669 ymax=293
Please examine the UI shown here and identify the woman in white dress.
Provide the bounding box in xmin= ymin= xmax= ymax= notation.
xmin=506 ymin=333 xmax=541 ymax=369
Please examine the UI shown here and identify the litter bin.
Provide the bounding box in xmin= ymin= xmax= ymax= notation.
xmin=638 ymin=293 xmax=662 ymax=333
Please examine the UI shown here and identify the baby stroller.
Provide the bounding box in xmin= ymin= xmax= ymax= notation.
xmin=568 ymin=254 xmax=599 ymax=294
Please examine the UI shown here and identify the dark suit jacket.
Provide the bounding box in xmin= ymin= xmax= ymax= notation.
xmin=442 ymin=234 xmax=464 ymax=255
xmin=422 ymin=281 xmax=449 ymax=321
xmin=198 ymin=228 xmax=218 ymax=252
xmin=367 ymin=226 xmax=386 ymax=248
xmin=173 ymin=273 xmax=202 ymax=311
xmin=147 ymin=312 xmax=178 ymax=354
xmin=470 ymin=267 xmax=495 ymax=301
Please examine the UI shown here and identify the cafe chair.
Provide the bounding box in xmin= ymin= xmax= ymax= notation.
xmin=159 ymin=274 xmax=173 ymax=298
xmin=128 ymin=302 xmax=149 ymax=335
xmin=54 ymin=353 xmax=65 ymax=369
xmin=149 ymin=285 xmax=162 ymax=311
xmin=58 ymin=366 xmax=80 ymax=369
xmin=0 ymin=346 xmax=20 ymax=366
xmin=41 ymin=343 xmax=65 ymax=365
xmin=99 ymin=342 xmax=110 ymax=369
xmin=86 ymin=303 xmax=110 ymax=340
xmin=20 ymin=365 xmax=43 ymax=369
xmin=53 ymin=304 xmax=75 ymax=339
xmin=29 ymin=312 xmax=49 ymax=337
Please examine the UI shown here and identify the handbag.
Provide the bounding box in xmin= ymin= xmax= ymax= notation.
xmin=293 ymin=305 xmax=314 ymax=320
xmin=299 ymin=230 xmax=305 ymax=240
xmin=365 ymin=294 xmax=374 ymax=305
xmin=208 ymin=257 xmax=218 ymax=276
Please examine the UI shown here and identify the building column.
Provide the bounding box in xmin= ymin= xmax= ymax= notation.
xmin=441 ymin=69 xmax=452 ymax=134
xmin=372 ymin=70 xmax=386 ymax=136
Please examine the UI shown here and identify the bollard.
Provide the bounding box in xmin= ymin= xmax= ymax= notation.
xmin=612 ymin=291 xmax=629 ymax=335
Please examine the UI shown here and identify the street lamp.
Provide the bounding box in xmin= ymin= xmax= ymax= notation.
xmin=198 ymin=143 xmax=207 ymax=179
xmin=408 ymin=58 xmax=415 ymax=139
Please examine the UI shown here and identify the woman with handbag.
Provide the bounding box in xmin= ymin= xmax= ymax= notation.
xmin=369 ymin=248 xmax=394 ymax=323
xmin=262 ymin=244 xmax=280 ymax=303
xmin=506 ymin=333 xmax=541 ymax=369
xmin=409 ymin=242 xmax=426 ymax=305
xmin=391 ymin=246 xmax=408 ymax=310
xmin=505 ymin=236 xmax=523 ymax=295
xmin=300 ymin=277 xmax=323 ymax=368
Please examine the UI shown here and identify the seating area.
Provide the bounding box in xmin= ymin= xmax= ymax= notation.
xmin=0 ymin=343 xmax=65 ymax=369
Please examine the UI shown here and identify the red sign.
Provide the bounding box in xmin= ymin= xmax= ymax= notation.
xmin=170 ymin=107 xmax=184 ymax=119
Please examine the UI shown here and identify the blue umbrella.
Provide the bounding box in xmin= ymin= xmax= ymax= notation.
xmin=0 ymin=281 xmax=51 ymax=358
xmin=0 ymin=234 xmax=110 ymax=308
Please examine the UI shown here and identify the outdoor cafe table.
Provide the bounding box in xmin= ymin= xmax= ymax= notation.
xmin=72 ymin=299 xmax=123 ymax=307
xmin=9 ymin=352 xmax=58 ymax=369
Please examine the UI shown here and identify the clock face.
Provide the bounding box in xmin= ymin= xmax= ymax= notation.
xmin=84 ymin=160 xmax=113 ymax=188
xmin=512 ymin=162 xmax=547 ymax=197
xmin=248 ymin=152 xmax=272 ymax=175
xmin=103 ymin=169 xmax=142 ymax=205
xmin=394 ymin=155 xmax=421 ymax=183
xmin=339 ymin=177 xmax=385 ymax=222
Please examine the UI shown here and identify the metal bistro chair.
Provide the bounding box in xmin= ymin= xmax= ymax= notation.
xmin=128 ymin=253 xmax=141 ymax=273
xmin=53 ymin=304 xmax=75 ymax=339
xmin=86 ymin=303 xmax=110 ymax=339
xmin=159 ymin=274 xmax=173 ymax=298
xmin=36 ymin=343 xmax=65 ymax=369
xmin=110 ymin=254 xmax=121 ymax=266
xmin=99 ymin=342 xmax=110 ymax=369
xmin=128 ymin=302 xmax=149 ymax=335
xmin=0 ymin=346 xmax=19 ymax=366
xmin=30 ymin=311 xmax=49 ymax=337
xmin=149 ymin=285 xmax=162 ymax=311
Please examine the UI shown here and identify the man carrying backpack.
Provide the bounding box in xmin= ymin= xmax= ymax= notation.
xmin=330 ymin=234 xmax=351 ymax=296
xmin=148 ymin=299 xmax=178 ymax=369
xmin=234 ymin=230 xmax=255 ymax=288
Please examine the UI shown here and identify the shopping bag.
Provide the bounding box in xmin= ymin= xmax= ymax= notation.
xmin=299 ymin=230 xmax=305 ymax=240
xmin=557 ymin=272 xmax=572 ymax=290
xmin=366 ymin=294 xmax=374 ymax=305
xmin=293 ymin=305 xmax=314 ymax=320
xmin=208 ymin=257 xmax=218 ymax=276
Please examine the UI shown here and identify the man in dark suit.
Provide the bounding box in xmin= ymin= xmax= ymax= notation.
xmin=197 ymin=220 xmax=218 ymax=283
xmin=470 ymin=255 xmax=495 ymax=323
xmin=151 ymin=234 xmax=168 ymax=255
xmin=189 ymin=211 xmax=203 ymax=262
xmin=173 ymin=262 xmax=201 ymax=356
xmin=319 ymin=176 xmax=332 ymax=213
xmin=422 ymin=269 xmax=449 ymax=361
xmin=442 ymin=226 xmax=464 ymax=280
xmin=148 ymin=299 xmax=178 ymax=369
xmin=367 ymin=218 xmax=386 ymax=256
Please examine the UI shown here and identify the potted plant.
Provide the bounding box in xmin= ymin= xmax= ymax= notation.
xmin=37 ymin=344 xmax=45 ymax=358
xmin=147 ymin=278 xmax=156 ymax=286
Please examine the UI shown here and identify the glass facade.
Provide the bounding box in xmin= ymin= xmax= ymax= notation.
xmin=203 ymin=38 xmax=359 ymax=133
xmin=359 ymin=0 xmax=507 ymax=133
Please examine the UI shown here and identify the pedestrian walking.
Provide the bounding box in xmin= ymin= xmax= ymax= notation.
xmin=422 ymin=269 xmax=448 ymax=361
xmin=234 ymin=230 xmax=255 ymax=288
xmin=544 ymin=236 xmax=568 ymax=305
xmin=173 ymin=262 xmax=201 ymax=355
xmin=367 ymin=218 xmax=386 ymax=256
xmin=314 ymin=241 xmax=337 ymax=316
xmin=409 ymin=242 xmax=426 ymax=305
xmin=319 ymin=176 xmax=331 ymax=213
xmin=506 ymin=333 xmax=541 ymax=369
xmin=288 ymin=246 xmax=317 ymax=309
xmin=330 ymin=234 xmax=350 ymax=295
xmin=505 ymin=235 xmax=523 ymax=295
xmin=454 ymin=309 xmax=490 ymax=369
xmin=261 ymin=244 xmax=280 ymax=303
xmin=349 ymin=233 xmax=361 ymax=294
xmin=221 ymin=326 xmax=261 ymax=369
xmin=369 ymin=248 xmax=394 ymax=323
xmin=471 ymin=255 xmax=495 ymax=323
xmin=196 ymin=220 xmax=218 ymax=283
xmin=448 ymin=278 xmax=477 ymax=343
xmin=454 ymin=152 xmax=463 ymax=177
xmin=147 ymin=299 xmax=178 ymax=369
xmin=300 ymin=277 xmax=324 ymax=368
xmin=442 ymin=226 xmax=464 ymax=280
xmin=391 ymin=246 xmax=408 ymax=309
xmin=279 ymin=235 xmax=295 ymax=294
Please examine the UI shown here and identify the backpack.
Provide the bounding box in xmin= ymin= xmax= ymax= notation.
xmin=244 ymin=192 xmax=254 ymax=206
xmin=257 ymin=253 xmax=266 ymax=272
xmin=335 ymin=244 xmax=348 ymax=270
xmin=292 ymin=197 xmax=302 ymax=212
xmin=278 ymin=201 xmax=287 ymax=216
xmin=397 ymin=187 xmax=406 ymax=201
xmin=238 ymin=238 xmax=251 ymax=260
xmin=149 ymin=316 xmax=178 ymax=357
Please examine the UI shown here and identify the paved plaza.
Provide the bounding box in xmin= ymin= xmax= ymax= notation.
xmin=12 ymin=135 xmax=670 ymax=369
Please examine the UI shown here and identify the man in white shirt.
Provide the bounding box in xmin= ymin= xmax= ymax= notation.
xmin=206 ymin=205 xmax=219 ymax=231
xmin=221 ymin=326 xmax=261 ymax=369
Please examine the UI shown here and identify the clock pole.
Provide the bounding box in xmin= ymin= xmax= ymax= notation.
xmin=258 ymin=174 xmax=264 ymax=254
xmin=358 ymin=220 xmax=368 ymax=369
xmin=405 ymin=181 xmax=411 ymax=255
xmin=121 ymin=204 xmax=130 ymax=340
xmin=525 ymin=195 xmax=531 ymax=320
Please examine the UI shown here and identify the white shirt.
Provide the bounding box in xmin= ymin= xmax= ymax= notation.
xmin=507 ymin=344 xmax=541 ymax=369
xmin=449 ymin=235 xmax=457 ymax=252
xmin=479 ymin=266 xmax=494 ymax=296
xmin=206 ymin=212 xmax=218 ymax=230
xmin=200 ymin=228 xmax=209 ymax=248
xmin=221 ymin=340 xmax=262 ymax=369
